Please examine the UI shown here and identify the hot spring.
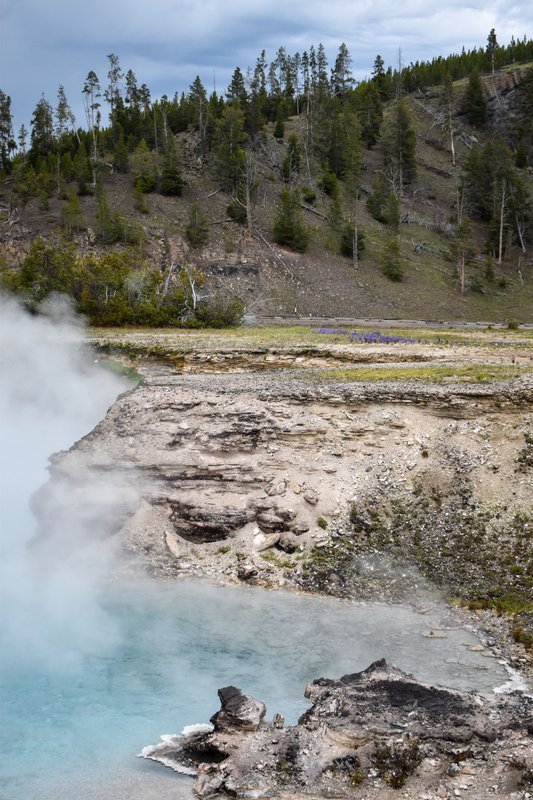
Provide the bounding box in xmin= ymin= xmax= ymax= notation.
xmin=0 ymin=297 xmax=511 ymax=800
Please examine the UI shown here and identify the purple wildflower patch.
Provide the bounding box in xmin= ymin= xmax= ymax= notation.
xmin=349 ymin=330 xmax=420 ymax=344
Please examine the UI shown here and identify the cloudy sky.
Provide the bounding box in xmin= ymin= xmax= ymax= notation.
xmin=1 ymin=0 xmax=532 ymax=131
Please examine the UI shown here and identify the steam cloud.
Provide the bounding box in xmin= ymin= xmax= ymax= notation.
xmin=0 ymin=293 xmax=137 ymax=670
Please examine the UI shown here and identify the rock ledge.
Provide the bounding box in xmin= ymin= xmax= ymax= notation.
xmin=141 ymin=660 xmax=533 ymax=799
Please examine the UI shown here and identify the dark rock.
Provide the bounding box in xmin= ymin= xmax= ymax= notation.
xmin=141 ymin=660 xmax=533 ymax=799
xmin=210 ymin=686 xmax=266 ymax=732
xmin=169 ymin=501 xmax=247 ymax=543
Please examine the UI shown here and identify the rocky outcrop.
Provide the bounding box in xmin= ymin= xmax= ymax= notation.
xmin=210 ymin=686 xmax=266 ymax=732
xmin=48 ymin=361 xmax=533 ymax=611
xmin=141 ymin=660 xmax=533 ymax=799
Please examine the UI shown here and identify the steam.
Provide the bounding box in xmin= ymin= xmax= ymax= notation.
xmin=0 ymin=293 xmax=136 ymax=670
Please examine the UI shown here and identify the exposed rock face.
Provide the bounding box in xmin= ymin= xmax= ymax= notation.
xmin=141 ymin=660 xmax=533 ymax=799
xmin=48 ymin=364 xmax=533 ymax=612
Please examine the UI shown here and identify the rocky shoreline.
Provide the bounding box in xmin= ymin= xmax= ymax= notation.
xmin=140 ymin=660 xmax=533 ymax=800
xmin=41 ymin=330 xmax=533 ymax=797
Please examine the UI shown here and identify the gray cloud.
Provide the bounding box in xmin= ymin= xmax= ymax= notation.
xmin=1 ymin=0 xmax=532 ymax=129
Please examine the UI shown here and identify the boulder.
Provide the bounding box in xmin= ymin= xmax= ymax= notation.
xmin=210 ymin=686 xmax=266 ymax=732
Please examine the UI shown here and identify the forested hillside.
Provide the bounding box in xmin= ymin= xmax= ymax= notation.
xmin=1 ymin=31 xmax=533 ymax=324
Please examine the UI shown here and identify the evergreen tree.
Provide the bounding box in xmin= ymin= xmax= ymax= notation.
xmin=340 ymin=225 xmax=365 ymax=260
xmin=30 ymin=95 xmax=54 ymax=160
xmin=159 ymin=164 xmax=183 ymax=196
xmin=113 ymin=125 xmax=129 ymax=173
xmin=249 ymin=50 xmax=268 ymax=134
xmin=134 ymin=184 xmax=149 ymax=213
xmin=94 ymin=179 xmax=130 ymax=243
xmin=185 ymin=203 xmax=209 ymax=248
xmin=381 ymin=234 xmax=404 ymax=281
xmin=463 ymin=69 xmax=486 ymax=127
xmin=61 ymin=192 xmax=85 ymax=236
xmin=159 ymin=129 xmax=183 ymax=195
xmin=273 ymin=187 xmax=309 ymax=251
xmin=73 ymin=142 xmax=92 ymax=195
xmin=105 ymin=53 xmax=123 ymax=135
xmin=371 ymin=54 xmax=390 ymax=99
xmin=281 ymin=133 xmax=302 ymax=183
xmin=131 ymin=138 xmax=157 ymax=192
xmin=214 ymin=105 xmax=247 ymax=191
xmin=55 ymin=85 xmax=76 ymax=141
xmin=0 ymin=90 xmax=15 ymax=171
xmin=356 ymin=82 xmax=383 ymax=148
xmin=82 ymin=71 xmax=101 ymax=172
xmin=226 ymin=67 xmax=248 ymax=110
xmin=13 ymin=236 xmax=77 ymax=304
xmin=331 ymin=43 xmax=354 ymax=97
xmin=189 ymin=76 xmax=208 ymax=151
xmin=486 ymin=29 xmax=498 ymax=76
xmin=367 ymin=172 xmax=398 ymax=226
xmin=17 ymin=124 xmax=28 ymax=154
xmin=273 ymin=115 xmax=285 ymax=140
xmin=380 ymin=99 xmax=417 ymax=192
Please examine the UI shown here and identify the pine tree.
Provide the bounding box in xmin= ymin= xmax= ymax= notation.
xmin=367 ymin=172 xmax=398 ymax=228
xmin=30 ymin=96 xmax=54 ymax=160
xmin=381 ymin=234 xmax=404 ymax=281
xmin=331 ymin=43 xmax=354 ymax=97
xmin=131 ymin=138 xmax=157 ymax=192
xmin=105 ymin=53 xmax=123 ymax=136
xmin=134 ymin=184 xmax=149 ymax=213
xmin=189 ymin=76 xmax=208 ymax=151
xmin=17 ymin=124 xmax=28 ymax=154
xmin=82 ymin=71 xmax=101 ymax=174
xmin=113 ymin=126 xmax=129 ymax=173
xmin=226 ymin=67 xmax=248 ymax=110
xmin=0 ymin=90 xmax=15 ymax=171
xmin=214 ymin=106 xmax=247 ymax=191
xmin=281 ymin=133 xmax=302 ymax=183
xmin=380 ymin=99 xmax=417 ymax=192
xmin=486 ymin=29 xmax=498 ymax=76
xmin=61 ymin=192 xmax=85 ymax=236
xmin=356 ymin=82 xmax=383 ymax=148
xmin=185 ymin=203 xmax=209 ymax=248
xmin=463 ymin=70 xmax=486 ymax=128
xmin=73 ymin=142 xmax=92 ymax=195
xmin=273 ymin=187 xmax=309 ymax=251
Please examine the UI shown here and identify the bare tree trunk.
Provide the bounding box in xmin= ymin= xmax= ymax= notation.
xmin=459 ymin=251 xmax=465 ymax=295
xmin=448 ymin=109 xmax=456 ymax=167
xmin=515 ymin=212 xmax=527 ymax=254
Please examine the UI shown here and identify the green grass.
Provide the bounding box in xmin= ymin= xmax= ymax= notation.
xmin=311 ymin=364 xmax=532 ymax=383
xmin=260 ymin=550 xmax=295 ymax=569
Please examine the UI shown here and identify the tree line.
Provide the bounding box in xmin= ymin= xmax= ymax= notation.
xmin=0 ymin=30 xmax=532 ymax=321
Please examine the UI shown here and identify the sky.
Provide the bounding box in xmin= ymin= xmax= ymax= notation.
xmin=1 ymin=0 xmax=532 ymax=132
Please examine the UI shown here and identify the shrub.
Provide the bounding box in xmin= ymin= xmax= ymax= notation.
xmin=301 ymin=186 xmax=316 ymax=205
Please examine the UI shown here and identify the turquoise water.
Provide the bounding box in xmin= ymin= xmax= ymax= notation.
xmin=0 ymin=577 xmax=508 ymax=800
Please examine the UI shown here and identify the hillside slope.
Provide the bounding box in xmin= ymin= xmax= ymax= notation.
xmin=1 ymin=66 xmax=532 ymax=323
